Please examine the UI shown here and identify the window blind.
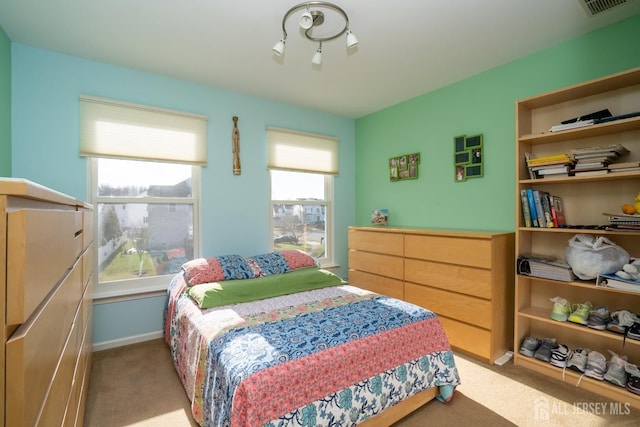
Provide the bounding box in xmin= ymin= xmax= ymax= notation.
xmin=267 ymin=127 xmax=339 ymax=175
xmin=79 ymin=95 xmax=208 ymax=165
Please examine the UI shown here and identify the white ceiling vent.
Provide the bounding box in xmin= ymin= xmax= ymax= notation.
xmin=579 ymin=0 xmax=635 ymax=16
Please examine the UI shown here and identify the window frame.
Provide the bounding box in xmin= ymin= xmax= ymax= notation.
xmin=269 ymin=171 xmax=335 ymax=268
xmin=89 ymin=157 xmax=201 ymax=300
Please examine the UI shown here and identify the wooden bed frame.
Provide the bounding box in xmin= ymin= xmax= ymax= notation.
xmin=359 ymin=387 xmax=438 ymax=426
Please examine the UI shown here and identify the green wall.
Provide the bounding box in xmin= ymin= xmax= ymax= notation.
xmin=0 ymin=25 xmax=9 ymax=176
xmin=355 ymin=14 xmax=640 ymax=231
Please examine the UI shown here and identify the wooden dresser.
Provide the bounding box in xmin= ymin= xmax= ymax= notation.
xmin=349 ymin=226 xmax=514 ymax=364
xmin=1 ymin=179 xmax=93 ymax=427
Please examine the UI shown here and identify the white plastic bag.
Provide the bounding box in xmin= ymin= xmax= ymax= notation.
xmin=565 ymin=234 xmax=630 ymax=280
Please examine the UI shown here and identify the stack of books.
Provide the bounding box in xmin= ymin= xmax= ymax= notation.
xmin=520 ymin=189 xmax=566 ymax=228
xmin=596 ymin=273 xmax=640 ymax=293
xmin=570 ymin=144 xmax=630 ymax=176
xmin=525 ymin=153 xmax=574 ymax=179
xmin=603 ymin=212 xmax=640 ymax=230
xmin=517 ymin=254 xmax=576 ymax=282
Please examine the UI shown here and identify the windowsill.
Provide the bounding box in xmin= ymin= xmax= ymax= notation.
xmin=92 ymin=283 xmax=168 ymax=304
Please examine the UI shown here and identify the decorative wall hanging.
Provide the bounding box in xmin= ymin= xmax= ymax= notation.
xmin=454 ymin=134 xmax=483 ymax=181
xmin=390 ymin=152 xmax=420 ymax=181
xmin=232 ymin=116 xmax=241 ymax=175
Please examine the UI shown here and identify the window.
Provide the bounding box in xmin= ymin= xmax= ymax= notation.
xmin=80 ymin=96 xmax=207 ymax=298
xmin=267 ymin=127 xmax=338 ymax=267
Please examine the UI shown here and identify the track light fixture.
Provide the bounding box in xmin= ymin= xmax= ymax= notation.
xmin=272 ymin=2 xmax=358 ymax=65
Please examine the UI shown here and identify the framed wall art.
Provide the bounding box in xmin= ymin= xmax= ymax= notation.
xmin=390 ymin=152 xmax=420 ymax=181
xmin=453 ymin=134 xmax=483 ymax=181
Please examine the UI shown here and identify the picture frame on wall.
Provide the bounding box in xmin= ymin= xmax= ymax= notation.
xmin=390 ymin=152 xmax=420 ymax=181
xmin=453 ymin=134 xmax=483 ymax=181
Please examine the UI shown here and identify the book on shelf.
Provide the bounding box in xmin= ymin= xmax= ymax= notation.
xmin=603 ymin=212 xmax=640 ymax=226
xmin=609 ymin=161 xmax=640 ymax=170
xmin=519 ymin=189 xmax=532 ymax=227
xmin=549 ymin=119 xmax=594 ymax=132
xmin=526 ymin=153 xmax=574 ymax=179
xmin=551 ymin=195 xmax=567 ymax=227
xmin=573 ymin=161 xmax=610 ymax=170
xmin=539 ymin=191 xmax=555 ymax=228
xmin=570 ymin=143 xmax=630 ymax=157
xmin=532 ymin=190 xmax=548 ymax=228
xmin=526 ymin=189 xmax=539 ymax=227
xmin=517 ymin=254 xmax=576 ymax=282
xmin=536 ymin=165 xmax=571 ymax=175
xmin=526 ymin=154 xmax=573 ymax=166
xmin=609 ymin=161 xmax=640 ymax=173
xmin=596 ymin=273 xmax=640 ymax=293
xmin=607 ymin=224 xmax=640 ymax=231
xmin=609 ymin=168 xmax=640 ymax=173
xmin=573 ymin=152 xmax=620 ymax=160
xmin=542 ymin=172 xmax=570 ymax=179
xmin=572 ymin=168 xmax=610 ymax=176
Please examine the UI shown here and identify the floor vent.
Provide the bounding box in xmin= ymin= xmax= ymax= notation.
xmin=579 ymin=0 xmax=634 ymax=16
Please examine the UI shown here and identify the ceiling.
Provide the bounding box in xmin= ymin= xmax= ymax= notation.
xmin=1 ymin=1 xmax=639 ymax=118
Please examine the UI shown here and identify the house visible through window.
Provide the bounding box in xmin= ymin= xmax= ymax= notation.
xmin=80 ymin=95 xmax=206 ymax=298
xmin=267 ymin=127 xmax=337 ymax=268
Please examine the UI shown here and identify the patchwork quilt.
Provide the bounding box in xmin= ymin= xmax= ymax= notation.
xmin=164 ymin=251 xmax=460 ymax=427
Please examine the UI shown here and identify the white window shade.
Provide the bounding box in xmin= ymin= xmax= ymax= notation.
xmin=267 ymin=127 xmax=339 ymax=175
xmin=79 ymin=95 xmax=208 ymax=165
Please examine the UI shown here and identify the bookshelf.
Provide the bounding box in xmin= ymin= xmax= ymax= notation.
xmin=514 ymin=67 xmax=640 ymax=408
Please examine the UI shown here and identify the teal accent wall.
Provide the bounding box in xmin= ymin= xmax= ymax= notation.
xmin=355 ymin=14 xmax=640 ymax=230
xmin=0 ymin=26 xmax=9 ymax=176
xmin=10 ymin=45 xmax=355 ymax=346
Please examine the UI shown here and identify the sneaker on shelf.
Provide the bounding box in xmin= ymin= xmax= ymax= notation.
xmin=584 ymin=351 xmax=607 ymax=380
xmin=603 ymin=350 xmax=629 ymax=387
xmin=607 ymin=310 xmax=639 ymax=334
xmin=626 ymin=364 xmax=640 ymax=396
xmin=519 ymin=336 xmax=542 ymax=357
xmin=534 ymin=338 xmax=558 ymax=363
xmin=568 ymin=301 xmax=593 ymax=325
xmin=566 ymin=348 xmax=590 ymax=373
xmin=587 ymin=306 xmax=610 ymax=330
xmin=626 ymin=319 xmax=640 ymax=341
xmin=550 ymin=296 xmax=572 ymax=322
xmin=549 ymin=344 xmax=571 ymax=368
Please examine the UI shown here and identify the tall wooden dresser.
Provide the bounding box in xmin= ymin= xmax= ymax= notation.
xmin=1 ymin=179 xmax=93 ymax=427
xmin=349 ymin=226 xmax=514 ymax=364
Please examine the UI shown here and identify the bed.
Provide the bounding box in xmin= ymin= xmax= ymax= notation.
xmin=164 ymin=250 xmax=460 ymax=426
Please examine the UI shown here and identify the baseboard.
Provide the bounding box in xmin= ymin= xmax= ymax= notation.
xmin=92 ymin=331 xmax=163 ymax=352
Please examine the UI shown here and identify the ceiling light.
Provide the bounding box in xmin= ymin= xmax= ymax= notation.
xmin=273 ymin=2 xmax=358 ymax=65
xmin=312 ymin=43 xmax=322 ymax=65
xmin=272 ymin=39 xmax=286 ymax=56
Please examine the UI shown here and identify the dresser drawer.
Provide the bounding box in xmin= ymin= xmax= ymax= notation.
xmin=6 ymin=209 xmax=83 ymax=325
xmin=349 ymin=229 xmax=403 ymax=256
xmin=438 ymin=317 xmax=491 ymax=360
xmin=405 ymin=258 xmax=492 ymax=299
xmin=5 ymin=260 xmax=83 ymax=427
xmin=405 ymin=234 xmax=492 ymax=268
xmin=349 ymin=249 xmax=403 ymax=280
xmin=348 ymin=269 xmax=404 ymax=299
xmin=404 ymin=282 xmax=491 ymax=329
